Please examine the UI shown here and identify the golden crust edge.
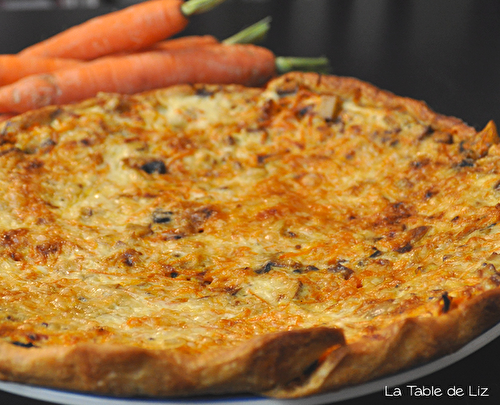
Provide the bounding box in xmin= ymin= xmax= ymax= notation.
xmin=2 ymin=288 xmax=499 ymax=399
xmin=0 ymin=327 xmax=345 ymax=397
xmin=272 ymin=72 xmax=473 ymax=129
xmin=270 ymin=72 xmax=500 ymax=145
xmin=266 ymin=287 xmax=500 ymax=398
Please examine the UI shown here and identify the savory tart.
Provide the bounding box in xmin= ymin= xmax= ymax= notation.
xmin=0 ymin=72 xmax=499 ymax=398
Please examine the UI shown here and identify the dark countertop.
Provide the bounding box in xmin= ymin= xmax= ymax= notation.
xmin=1 ymin=1 xmax=500 ymax=404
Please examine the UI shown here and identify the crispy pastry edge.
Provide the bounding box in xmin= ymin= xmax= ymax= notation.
xmin=0 ymin=327 xmax=345 ymax=397
xmin=266 ymin=288 xmax=500 ymax=398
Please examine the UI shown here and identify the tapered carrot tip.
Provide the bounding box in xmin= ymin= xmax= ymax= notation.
xmin=0 ymin=75 xmax=58 ymax=113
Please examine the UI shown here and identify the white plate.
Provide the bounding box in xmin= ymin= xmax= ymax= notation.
xmin=2 ymin=321 xmax=500 ymax=405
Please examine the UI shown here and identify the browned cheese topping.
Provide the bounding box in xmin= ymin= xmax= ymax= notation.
xmin=0 ymin=74 xmax=499 ymax=355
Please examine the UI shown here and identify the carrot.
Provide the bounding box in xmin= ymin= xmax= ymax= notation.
xmin=18 ymin=0 xmax=226 ymax=61
xmin=147 ymin=35 xmax=219 ymax=51
xmin=0 ymin=55 xmax=81 ymax=86
xmin=0 ymin=44 xmax=277 ymax=113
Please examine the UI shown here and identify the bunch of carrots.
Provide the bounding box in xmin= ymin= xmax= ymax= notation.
xmin=0 ymin=0 xmax=329 ymax=121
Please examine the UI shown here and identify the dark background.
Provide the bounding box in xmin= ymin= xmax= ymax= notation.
xmin=1 ymin=1 xmax=500 ymax=404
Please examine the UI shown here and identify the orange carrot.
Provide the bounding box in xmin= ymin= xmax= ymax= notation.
xmin=0 ymin=44 xmax=276 ymax=113
xmin=0 ymin=55 xmax=81 ymax=86
xmin=147 ymin=35 xmax=219 ymax=51
xmin=18 ymin=0 xmax=225 ymax=61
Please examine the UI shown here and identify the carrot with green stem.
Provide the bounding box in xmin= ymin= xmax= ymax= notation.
xmin=0 ymin=17 xmax=270 ymax=87
xmin=0 ymin=17 xmax=270 ymax=96
xmin=18 ymin=0 xmax=227 ymax=61
xmin=0 ymin=42 xmax=330 ymax=114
